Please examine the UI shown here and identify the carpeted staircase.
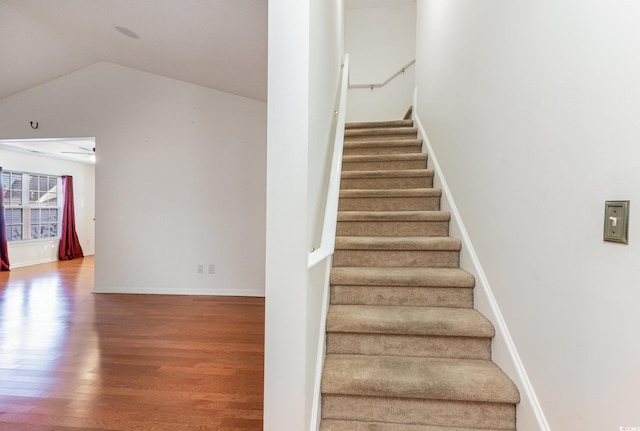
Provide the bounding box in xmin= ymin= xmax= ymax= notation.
xmin=320 ymin=118 xmax=520 ymax=430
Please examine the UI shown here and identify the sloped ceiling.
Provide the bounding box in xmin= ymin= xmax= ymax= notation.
xmin=0 ymin=0 xmax=267 ymax=102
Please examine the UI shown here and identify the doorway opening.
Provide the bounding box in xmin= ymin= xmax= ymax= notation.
xmin=0 ymin=137 xmax=96 ymax=270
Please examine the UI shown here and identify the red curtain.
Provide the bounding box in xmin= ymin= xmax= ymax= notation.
xmin=0 ymin=167 xmax=10 ymax=271
xmin=58 ymin=175 xmax=84 ymax=261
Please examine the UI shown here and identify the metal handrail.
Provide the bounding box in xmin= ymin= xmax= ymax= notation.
xmin=348 ymin=59 xmax=415 ymax=90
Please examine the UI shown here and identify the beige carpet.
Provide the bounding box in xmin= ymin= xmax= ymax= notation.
xmin=320 ymin=118 xmax=519 ymax=431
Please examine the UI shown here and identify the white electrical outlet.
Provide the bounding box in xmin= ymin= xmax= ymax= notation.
xmin=197 ymin=265 xmax=204 ymax=274
xmin=208 ymin=264 xmax=215 ymax=274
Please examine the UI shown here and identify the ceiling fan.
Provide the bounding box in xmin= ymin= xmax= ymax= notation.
xmin=62 ymin=147 xmax=95 ymax=155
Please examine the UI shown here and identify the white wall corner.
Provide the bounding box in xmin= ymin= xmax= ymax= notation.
xmin=412 ymin=89 xmax=551 ymax=431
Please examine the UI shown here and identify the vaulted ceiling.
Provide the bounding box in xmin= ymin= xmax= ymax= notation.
xmin=0 ymin=0 xmax=267 ymax=102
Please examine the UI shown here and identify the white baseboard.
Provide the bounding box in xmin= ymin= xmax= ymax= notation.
xmin=9 ymin=257 xmax=58 ymax=268
xmin=92 ymin=286 xmax=265 ymax=297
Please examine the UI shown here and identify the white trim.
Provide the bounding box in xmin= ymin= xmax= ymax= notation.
xmin=413 ymin=88 xmax=550 ymax=431
xmin=92 ymin=286 xmax=265 ymax=297
xmin=308 ymin=257 xmax=333 ymax=431
xmin=7 ymin=238 xmax=59 ymax=248
xmin=9 ymin=257 xmax=58 ymax=268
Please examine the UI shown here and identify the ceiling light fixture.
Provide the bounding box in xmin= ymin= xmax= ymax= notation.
xmin=113 ymin=25 xmax=140 ymax=39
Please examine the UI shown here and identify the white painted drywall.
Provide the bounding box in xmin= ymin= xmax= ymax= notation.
xmin=345 ymin=2 xmax=416 ymax=121
xmin=0 ymin=62 xmax=266 ymax=296
xmin=265 ymin=0 xmax=344 ymax=429
xmin=0 ymin=1 xmax=97 ymax=99
xmin=416 ymin=0 xmax=640 ymax=429
xmin=265 ymin=0 xmax=311 ymax=429
xmin=0 ymin=149 xmax=95 ymax=267
xmin=307 ymin=2 xmax=344 ymax=429
xmin=308 ymin=0 xmax=343 ymax=250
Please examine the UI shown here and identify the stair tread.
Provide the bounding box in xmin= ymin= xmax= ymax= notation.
xmin=338 ymin=211 xmax=450 ymax=222
xmin=344 ymin=139 xmax=422 ymax=148
xmin=335 ymin=236 xmax=461 ymax=251
xmin=342 ymin=153 xmax=427 ymax=162
xmin=345 ymin=120 xmax=414 ymax=129
xmin=331 ymin=267 xmax=475 ymax=288
xmin=327 ymin=305 xmax=495 ymax=337
xmin=340 ymin=188 xmax=441 ymax=198
xmin=342 ymin=169 xmax=434 ymax=179
xmin=345 ymin=127 xmax=418 ymax=137
xmin=322 ymin=354 xmax=520 ymax=404
xmin=320 ymin=420 xmax=512 ymax=431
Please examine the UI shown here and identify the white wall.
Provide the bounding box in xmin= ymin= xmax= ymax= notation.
xmin=345 ymin=1 xmax=415 ymax=121
xmin=416 ymin=0 xmax=640 ymax=429
xmin=307 ymin=2 xmax=344 ymax=428
xmin=265 ymin=0 xmax=311 ymax=427
xmin=0 ymin=149 xmax=95 ymax=267
xmin=265 ymin=0 xmax=343 ymax=429
xmin=308 ymin=0 xmax=343 ymax=250
xmin=0 ymin=62 xmax=266 ymax=296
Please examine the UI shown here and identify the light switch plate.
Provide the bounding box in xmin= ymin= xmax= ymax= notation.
xmin=604 ymin=200 xmax=630 ymax=244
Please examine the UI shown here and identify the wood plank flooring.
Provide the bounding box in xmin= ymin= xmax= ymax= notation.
xmin=0 ymin=257 xmax=265 ymax=430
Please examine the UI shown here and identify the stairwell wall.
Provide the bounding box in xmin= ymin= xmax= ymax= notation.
xmin=344 ymin=0 xmax=416 ymax=122
xmin=265 ymin=0 xmax=344 ymax=430
xmin=416 ymin=0 xmax=640 ymax=429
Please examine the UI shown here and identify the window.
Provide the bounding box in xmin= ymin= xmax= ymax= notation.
xmin=2 ymin=171 xmax=61 ymax=242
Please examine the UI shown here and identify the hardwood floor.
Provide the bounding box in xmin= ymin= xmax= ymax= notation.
xmin=0 ymin=257 xmax=265 ymax=430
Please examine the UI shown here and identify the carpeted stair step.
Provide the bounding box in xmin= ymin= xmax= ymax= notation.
xmin=320 ymin=420 xmax=513 ymax=431
xmin=333 ymin=236 xmax=461 ymax=268
xmin=345 ymin=119 xmax=414 ymax=129
xmin=341 ymin=169 xmax=434 ymax=190
xmin=322 ymin=396 xmax=516 ymax=431
xmin=344 ymin=127 xmax=418 ymax=141
xmin=336 ymin=211 xmax=450 ymax=237
xmin=326 ymin=305 xmax=494 ymax=360
xmin=343 ymin=139 xmax=423 ymax=155
xmin=320 ymin=113 xmax=520 ymax=431
xmin=322 ymin=355 xmax=519 ymax=429
xmin=330 ymin=267 xmax=475 ymax=308
xmin=339 ymin=188 xmax=441 ymax=211
xmin=342 ymin=153 xmax=428 ymax=171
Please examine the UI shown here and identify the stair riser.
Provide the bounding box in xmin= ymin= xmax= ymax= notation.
xmin=341 ymin=160 xmax=426 ymax=171
xmin=322 ymin=395 xmax=516 ymax=430
xmin=345 ymin=126 xmax=416 ymax=134
xmin=345 ymin=120 xmax=413 ymax=129
xmin=333 ymin=250 xmax=460 ymax=268
xmin=326 ymin=333 xmax=491 ymax=360
xmin=341 ymin=176 xmax=433 ymax=190
xmin=344 ymin=132 xmax=418 ymax=143
xmin=336 ymin=221 xmax=449 ymax=237
xmin=339 ymin=197 xmax=440 ymax=211
xmin=343 ymin=145 xmax=422 ymax=156
xmin=330 ymin=285 xmax=473 ymax=308
xmin=321 ymin=420 xmax=511 ymax=431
